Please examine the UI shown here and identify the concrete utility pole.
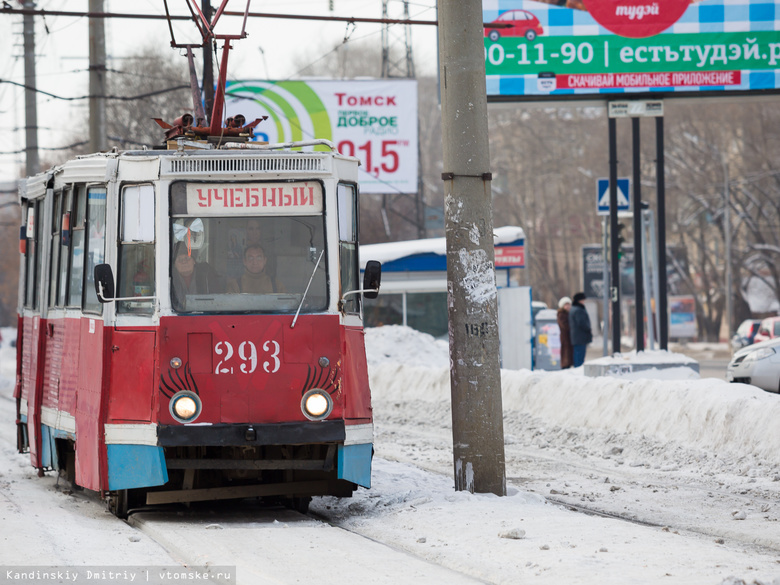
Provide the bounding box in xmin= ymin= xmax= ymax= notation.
xmin=22 ymin=0 xmax=40 ymax=175
xmin=438 ymin=0 xmax=506 ymax=496
xmin=88 ymin=0 xmax=107 ymax=152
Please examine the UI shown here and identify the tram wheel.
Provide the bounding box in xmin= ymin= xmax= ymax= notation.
xmin=287 ymin=496 xmax=311 ymax=514
xmin=108 ymin=490 xmax=129 ymax=519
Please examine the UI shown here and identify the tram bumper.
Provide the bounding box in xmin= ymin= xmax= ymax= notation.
xmin=158 ymin=420 xmax=373 ymax=489
xmin=157 ymin=420 xmax=346 ymax=446
xmin=107 ymin=421 xmax=372 ymax=492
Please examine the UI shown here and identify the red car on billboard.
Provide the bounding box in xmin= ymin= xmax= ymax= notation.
xmin=485 ymin=10 xmax=544 ymax=42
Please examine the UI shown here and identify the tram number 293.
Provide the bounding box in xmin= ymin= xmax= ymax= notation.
xmin=214 ymin=339 xmax=280 ymax=375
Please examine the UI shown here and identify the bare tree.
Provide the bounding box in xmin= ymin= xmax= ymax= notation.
xmin=488 ymin=106 xmax=605 ymax=306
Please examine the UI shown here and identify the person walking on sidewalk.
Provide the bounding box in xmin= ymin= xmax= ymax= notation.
xmin=569 ymin=292 xmax=592 ymax=367
xmin=557 ymin=297 xmax=573 ymax=369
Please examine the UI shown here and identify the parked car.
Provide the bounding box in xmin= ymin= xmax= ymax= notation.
xmin=484 ymin=10 xmax=544 ymax=42
xmin=727 ymin=336 xmax=780 ymax=393
xmin=752 ymin=316 xmax=780 ymax=344
xmin=731 ymin=318 xmax=762 ymax=351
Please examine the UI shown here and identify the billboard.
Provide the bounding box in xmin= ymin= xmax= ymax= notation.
xmin=224 ymin=80 xmax=418 ymax=194
xmin=669 ymin=295 xmax=698 ymax=339
xmin=483 ymin=0 xmax=780 ymax=100
xmin=581 ymin=243 xmax=691 ymax=300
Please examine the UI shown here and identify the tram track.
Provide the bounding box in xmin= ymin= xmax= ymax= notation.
xmin=374 ymin=414 xmax=780 ymax=553
xmin=127 ymin=502 xmax=488 ymax=585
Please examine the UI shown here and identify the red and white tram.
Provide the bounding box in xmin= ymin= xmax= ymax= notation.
xmin=14 ymin=139 xmax=381 ymax=516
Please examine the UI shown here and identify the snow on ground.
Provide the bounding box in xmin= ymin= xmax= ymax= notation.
xmin=366 ymin=326 xmax=780 ymax=470
xmin=333 ymin=325 xmax=780 ymax=584
xmin=587 ymin=348 xmax=698 ymax=365
xmin=0 ymin=342 xmax=183 ymax=570
xmin=2 ymin=325 xmax=780 ymax=584
xmin=315 ymin=458 xmax=780 ymax=584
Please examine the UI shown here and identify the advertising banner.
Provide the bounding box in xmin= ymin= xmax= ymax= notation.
xmin=581 ymin=243 xmax=690 ymax=299
xmin=495 ymin=243 xmax=526 ymax=267
xmin=225 ymin=80 xmax=418 ymax=194
xmin=483 ymin=0 xmax=780 ymax=100
xmin=669 ymin=294 xmax=698 ymax=339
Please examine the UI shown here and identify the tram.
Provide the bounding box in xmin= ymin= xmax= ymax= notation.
xmin=15 ymin=137 xmax=381 ymax=516
xmin=13 ymin=1 xmax=382 ymax=518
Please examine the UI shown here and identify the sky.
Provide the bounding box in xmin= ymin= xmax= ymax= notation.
xmin=0 ymin=0 xmax=439 ymax=185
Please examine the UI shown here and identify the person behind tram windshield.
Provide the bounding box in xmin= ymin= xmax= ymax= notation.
xmin=227 ymin=244 xmax=286 ymax=294
xmin=171 ymin=245 xmax=223 ymax=308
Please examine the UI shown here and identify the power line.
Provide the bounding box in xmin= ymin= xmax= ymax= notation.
xmin=0 ymin=79 xmax=189 ymax=101
xmin=0 ymin=140 xmax=88 ymax=155
xmin=1 ymin=7 xmax=437 ymax=26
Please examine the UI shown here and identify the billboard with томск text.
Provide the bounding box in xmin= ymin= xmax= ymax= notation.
xmin=484 ymin=0 xmax=780 ymax=101
xmin=225 ymin=79 xmax=418 ymax=195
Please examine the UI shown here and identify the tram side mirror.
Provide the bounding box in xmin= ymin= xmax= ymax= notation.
xmin=94 ymin=264 xmax=115 ymax=303
xmin=363 ymin=261 xmax=382 ymax=300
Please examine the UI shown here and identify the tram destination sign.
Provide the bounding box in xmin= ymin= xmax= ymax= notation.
xmin=186 ymin=182 xmax=323 ymax=216
xmin=483 ymin=0 xmax=780 ymax=101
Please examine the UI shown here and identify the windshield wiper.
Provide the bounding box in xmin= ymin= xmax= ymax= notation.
xmin=291 ymin=249 xmax=324 ymax=329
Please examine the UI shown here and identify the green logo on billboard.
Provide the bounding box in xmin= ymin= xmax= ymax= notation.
xmin=226 ymin=81 xmax=333 ymax=150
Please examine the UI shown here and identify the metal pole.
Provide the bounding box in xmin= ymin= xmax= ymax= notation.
xmin=632 ymin=118 xmax=644 ymax=351
xmin=724 ymin=161 xmax=733 ymax=340
xmin=602 ymin=216 xmax=609 ymax=356
xmin=439 ymin=0 xmax=505 ymax=496
xmin=655 ymin=116 xmax=668 ymax=349
xmin=609 ymin=117 xmax=621 ymax=353
xmin=89 ymin=0 xmax=107 ymax=152
xmin=641 ymin=209 xmax=655 ymax=350
xmin=648 ymin=209 xmax=662 ymax=340
xmin=202 ymin=0 xmax=214 ymax=124
xmin=22 ymin=0 xmax=40 ymax=175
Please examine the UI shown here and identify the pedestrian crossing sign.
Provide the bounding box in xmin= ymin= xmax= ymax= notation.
xmin=597 ymin=178 xmax=631 ymax=215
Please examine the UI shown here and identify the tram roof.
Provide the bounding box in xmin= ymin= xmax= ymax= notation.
xmin=18 ymin=143 xmax=357 ymax=201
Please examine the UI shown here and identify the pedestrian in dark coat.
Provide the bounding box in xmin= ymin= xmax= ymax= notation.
xmin=569 ymin=292 xmax=593 ymax=367
xmin=557 ymin=296 xmax=573 ymax=369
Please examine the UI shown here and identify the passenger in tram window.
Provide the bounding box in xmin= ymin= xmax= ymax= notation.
xmin=171 ymin=245 xmax=224 ymax=308
xmin=227 ymin=218 xmax=277 ymax=281
xmin=226 ymin=244 xmax=286 ymax=294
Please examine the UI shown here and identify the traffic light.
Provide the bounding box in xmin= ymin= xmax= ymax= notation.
xmin=616 ymin=223 xmax=626 ymax=260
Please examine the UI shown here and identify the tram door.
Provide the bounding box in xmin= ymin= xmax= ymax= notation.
xmin=74 ymin=186 xmax=109 ymax=490
xmin=21 ymin=200 xmax=46 ymax=467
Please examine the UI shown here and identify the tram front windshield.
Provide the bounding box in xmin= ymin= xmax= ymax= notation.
xmin=170 ymin=182 xmax=327 ymax=314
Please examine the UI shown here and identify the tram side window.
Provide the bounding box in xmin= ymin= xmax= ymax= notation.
xmin=48 ymin=192 xmax=62 ymax=307
xmin=117 ymin=185 xmax=155 ymax=314
xmin=57 ymin=189 xmax=73 ymax=307
xmin=82 ymin=186 xmax=107 ymax=314
xmin=68 ymin=186 xmax=87 ymax=307
xmin=337 ymin=183 xmax=359 ymax=314
xmin=24 ymin=201 xmax=40 ymax=309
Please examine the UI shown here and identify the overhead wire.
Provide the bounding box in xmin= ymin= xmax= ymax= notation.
xmin=0 ymin=78 xmax=189 ymax=101
xmin=2 ymin=2 xmax=436 ymax=181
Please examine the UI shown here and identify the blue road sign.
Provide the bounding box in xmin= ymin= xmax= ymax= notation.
xmin=597 ymin=178 xmax=631 ymax=215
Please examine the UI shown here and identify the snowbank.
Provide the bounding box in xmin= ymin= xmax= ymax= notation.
xmin=366 ymin=326 xmax=780 ymax=467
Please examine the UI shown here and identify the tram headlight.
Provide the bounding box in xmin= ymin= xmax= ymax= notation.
xmin=301 ymin=389 xmax=333 ymax=421
xmin=169 ymin=391 xmax=202 ymax=423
